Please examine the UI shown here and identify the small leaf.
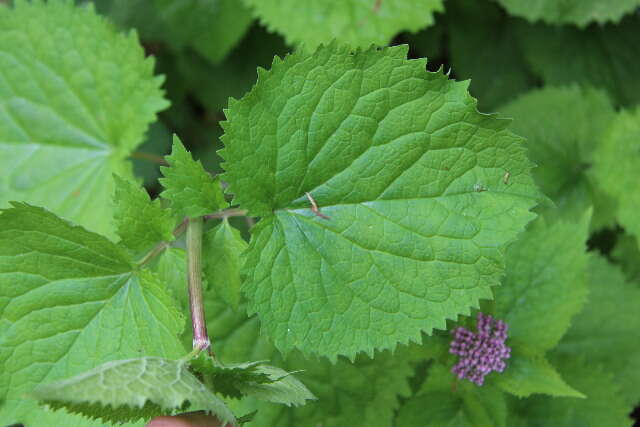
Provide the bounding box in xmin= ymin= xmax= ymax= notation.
xmin=30 ymin=357 xmax=235 ymax=425
xmin=203 ymin=219 xmax=248 ymax=310
xmin=113 ymin=175 xmax=175 ymax=255
xmin=221 ymin=43 xmax=540 ymax=360
xmin=160 ymin=135 xmax=228 ymax=218
xmin=190 ymin=355 xmax=315 ymax=407
xmin=494 ymin=349 xmax=584 ymax=398
xmin=242 ymin=0 xmax=444 ymax=48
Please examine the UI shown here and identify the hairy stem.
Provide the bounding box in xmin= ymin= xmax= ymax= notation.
xmin=187 ymin=216 xmax=210 ymax=352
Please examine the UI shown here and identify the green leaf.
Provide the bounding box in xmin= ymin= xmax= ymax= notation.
xmin=242 ymin=0 xmax=444 ymax=48
xmin=397 ymin=363 xmax=507 ymax=427
xmin=154 ymin=0 xmax=253 ymax=64
xmin=203 ymin=219 xmax=248 ymax=310
xmin=591 ymin=108 xmax=640 ymax=241
xmin=611 ymin=233 xmax=640 ymax=282
xmin=518 ymin=16 xmax=640 ymax=107
xmin=516 ymin=358 xmax=633 ymax=427
xmin=447 ymin=0 xmax=535 ymax=110
xmin=30 ymin=357 xmax=235 ymax=425
xmin=94 ymin=0 xmax=253 ymax=64
xmin=495 ymin=213 xmax=590 ymax=353
xmin=494 ymin=0 xmax=640 ymax=26
xmin=0 ymin=0 xmax=168 ymax=236
xmin=499 ymin=86 xmax=616 ymax=229
xmin=113 ymin=175 xmax=175 ymax=256
xmin=0 ymin=203 xmax=185 ymax=426
xmin=154 ymin=247 xmax=188 ymax=310
xmin=190 ymin=356 xmax=315 ymax=406
xmin=494 ymin=350 xmax=584 ymax=399
xmin=160 ymin=135 xmax=228 ymax=218
xmin=221 ymin=44 xmax=539 ymax=359
xmin=555 ymin=255 xmax=640 ymax=406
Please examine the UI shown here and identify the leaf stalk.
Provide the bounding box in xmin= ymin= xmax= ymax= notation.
xmin=187 ymin=216 xmax=211 ymax=353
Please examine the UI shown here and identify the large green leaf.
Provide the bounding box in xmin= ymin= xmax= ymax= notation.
xmin=221 ymin=44 xmax=539 ymax=359
xmin=0 ymin=0 xmax=168 ymax=236
xmin=0 ymin=203 xmax=185 ymax=426
xmin=242 ymin=0 xmax=444 ymax=48
xmin=591 ymin=108 xmax=640 ymax=241
xmin=494 ymin=0 xmax=640 ymax=26
xmin=499 ymin=86 xmax=616 ymax=229
xmin=30 ymin=357 xmax=235 ymax=425
xmin=518 ymin=16 xmax=640 ymax=107
xmin=555 ymin=255 xmax=640 ymax=406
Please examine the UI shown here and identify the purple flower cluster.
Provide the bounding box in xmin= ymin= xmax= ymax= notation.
xmin=449 ymin=312 xmax=511 ymax=386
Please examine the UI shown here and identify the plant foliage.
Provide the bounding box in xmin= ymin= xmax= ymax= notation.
xmin=1 ymin=0 xmax=639 ymax=426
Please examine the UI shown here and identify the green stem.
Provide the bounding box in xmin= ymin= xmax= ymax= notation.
xmin=186 ymin=216 xmax=210 ymax=352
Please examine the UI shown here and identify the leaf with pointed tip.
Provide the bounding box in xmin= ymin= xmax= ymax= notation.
xmin=113 ymin=175 xmax=175 ymax=256
xmin=494 ymin=0 xmax=640 ymax=26
xmin=0 ymin=203 xmax=185 ymax=426
xmin=31 ymin=357 xmax=235 ymax=425
xmin=190 ymin=356 xmax=315 ymax=406
xmin=242 ymin=0 xmax=444 ymax=48
xmin=592 ymin=108 xmax=640 ymax=242
xmin=516 ymin=358 xmax=632 ymax=427
xmin=203 ymin=219 xmax=248 ymax=310
xmin=0 ymin=0 xmax=168 ymax=236
xmin=494 ymin=348 xmax=583 ymax=399
xmin=221 ymin=44 xmax=539 ymax=360
xmin=160 ymin=135 xmax=228 ymax=218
